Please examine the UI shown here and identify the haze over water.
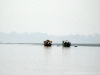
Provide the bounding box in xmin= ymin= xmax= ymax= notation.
xmin=0 ymin=44 xmax=100 ymax=75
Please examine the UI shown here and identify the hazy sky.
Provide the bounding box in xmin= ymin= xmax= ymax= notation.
xmin=0 ymin=0 xmax=100 ymax=35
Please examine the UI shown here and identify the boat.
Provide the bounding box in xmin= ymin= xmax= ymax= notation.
xmin=62 ymin=40 xmax=71 ymax=47
xmin=44 ymin=40 xmax=52 ymax=46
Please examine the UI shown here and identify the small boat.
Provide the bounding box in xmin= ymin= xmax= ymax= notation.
xmin=62 ymin=40 xmax=71 ymax=47
xmin=44 ymin=40 xmax=52 ymax=46
xmin=74 ymin=46 xmax=77 ymax=47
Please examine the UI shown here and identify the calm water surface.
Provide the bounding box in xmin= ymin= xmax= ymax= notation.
xmin=0 ymin=44 xmax=100 ymax=75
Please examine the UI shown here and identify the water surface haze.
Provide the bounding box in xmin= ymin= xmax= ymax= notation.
xmin=0 ymin=44 xmax=100 ymax=75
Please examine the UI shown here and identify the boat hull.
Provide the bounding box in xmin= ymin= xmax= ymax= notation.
xmin=62 ymin=42 xmax=71 ymax=47
xmin=44 ymin=44 xmax=52 ymax=46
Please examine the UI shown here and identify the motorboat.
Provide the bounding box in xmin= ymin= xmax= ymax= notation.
xmin=44 ymin=40 xmax=52 ymax=46
xmin=62 ymin=40 xmax=71 ymax=47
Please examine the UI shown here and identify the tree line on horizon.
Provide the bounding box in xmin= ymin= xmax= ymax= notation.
xmin=0 ymin=32 xmax=100 ymax=43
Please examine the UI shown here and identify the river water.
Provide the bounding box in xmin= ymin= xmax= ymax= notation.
xmin=0 ymin=44 xmax=100 ymax=75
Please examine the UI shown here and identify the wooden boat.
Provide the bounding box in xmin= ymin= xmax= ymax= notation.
xmin=44 ymin=40 xmax=52 ymax=46
xmin=62 ymin=40 xmax=71 ymax=47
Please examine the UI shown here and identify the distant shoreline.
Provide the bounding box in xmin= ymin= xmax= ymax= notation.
xmin=0 ymin=43 xmax=100 ymax=47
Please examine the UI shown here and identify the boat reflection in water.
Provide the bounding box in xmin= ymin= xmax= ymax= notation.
xmin=62 ymin=40 xmax=71 ymax=47
xmin=44 ymin=40 xmax=52 ymax=46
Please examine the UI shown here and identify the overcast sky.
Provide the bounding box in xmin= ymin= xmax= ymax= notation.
xmin=0 ymin=0 xmax=100 ymax=35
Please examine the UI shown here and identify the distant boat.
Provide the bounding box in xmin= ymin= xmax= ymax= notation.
xmin=74 ymin=46 xmax=77 ymax=47
xmin=62 ymin=40 xmax=71 ymax=47
xmin=44 ymin=40 xmax=52 ymax=46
